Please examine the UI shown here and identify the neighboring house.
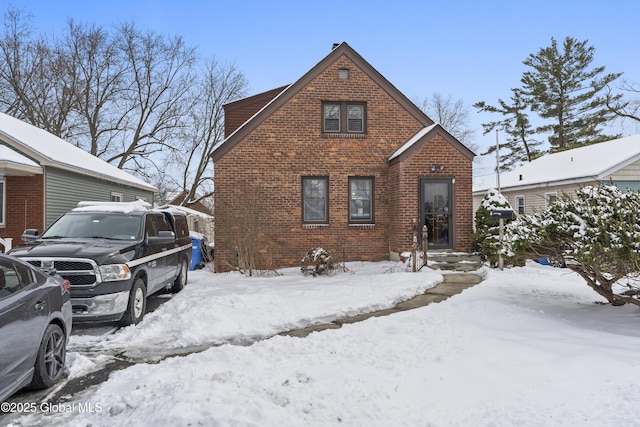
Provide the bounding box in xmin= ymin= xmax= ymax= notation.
xmin=472 ymin=134 xmax=640 ymax=215
xmin=212 ymin=42 xmax=475 ymax=271
xmin=164 ymin=191 xmax=215 ymax=242
xmin=0 ymin=112 xmax=156 ymax=250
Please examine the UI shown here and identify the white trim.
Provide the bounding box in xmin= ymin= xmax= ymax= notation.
xmin=127 ymin=243 xmax=192 ymax=268
xmin=0 ymin=179 xmax=4 ymax=226
xmin=545 ymin=192 xmax=558 ymax=208
xmin=515 ymin=195 xmax=525 ymax=214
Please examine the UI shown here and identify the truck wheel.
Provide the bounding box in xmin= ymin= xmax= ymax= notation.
xmin=120 ymin=278 xmax=146 ymax=326
xmin=171 ymin=259 xmax=188 ymax=293
xmin=29 ymin=324 xmax=66 ymax=389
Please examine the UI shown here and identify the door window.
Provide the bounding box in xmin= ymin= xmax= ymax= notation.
xmin=421 ymin=179 xmax=453 ymax=248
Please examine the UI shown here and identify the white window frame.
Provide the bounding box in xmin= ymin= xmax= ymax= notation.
xmin=0 ymin=179 xmax=5 ymax=226
xmin=111 ymin=192 xmax=123 ymax=202
xmin=515 ymin=195 xmax=525 ymax=214
xmin=545 ymin=192 xmax=557 ymax=208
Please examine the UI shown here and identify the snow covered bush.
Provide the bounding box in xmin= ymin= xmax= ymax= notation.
xmin=301 ymin=248 xmax=334 ymax=276
xmin=503 ymin=185 xmax=640 ymax=307
xmin=472 ymin=189 xmax=523 ymax=267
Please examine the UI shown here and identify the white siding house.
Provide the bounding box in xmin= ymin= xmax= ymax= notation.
xmin=473 ymin=134 xmax=640 ymax=214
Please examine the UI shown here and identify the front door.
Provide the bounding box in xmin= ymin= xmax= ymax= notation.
xmin=420 ymin=178 xmax=454 ymax=249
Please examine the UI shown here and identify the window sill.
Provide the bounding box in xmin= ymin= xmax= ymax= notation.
xmin=322 ymin=133 xmax=366 ymax=139
xmin=348 ymin=223 xmax=375 ymax=228
xmin=302 ymin=223 xmax=329 ymax=229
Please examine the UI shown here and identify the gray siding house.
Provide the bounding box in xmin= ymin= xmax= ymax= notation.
xmin=473 ymin=134 xmax=640 ymax=214
xmin=0 ymin=112 xmax=156 ymax=249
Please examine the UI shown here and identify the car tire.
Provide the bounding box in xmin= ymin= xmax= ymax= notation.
xmin=171 ymin=259 xmax=188 ymax=293
xmin=120 ymin=278 xmax=146 ymax=326
xmin=28 ymin=323 xmax=66 ymax=390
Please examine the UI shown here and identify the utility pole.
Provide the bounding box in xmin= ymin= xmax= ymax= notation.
xmin=496 ymin=129 xmax=501 ymax=192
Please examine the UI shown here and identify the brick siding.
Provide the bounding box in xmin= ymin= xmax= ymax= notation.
xmin=2 ymin=175 xmax=45 ymax=249
xmin=214 ymin=54 xmax=472 ymax=271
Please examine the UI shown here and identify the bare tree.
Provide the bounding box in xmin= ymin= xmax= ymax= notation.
xmin=111 ymin=23 xmax=196 ymax=177
xmin=165 ymin=59 xmax=247 ymax=207
xmin=0 ymin=8 xmax=77 ymax=137
xmin=606 ymin=80 xmax=640 ymax=124
xmin=60 ymin=20 xmax=128 ymax=158
xmin=415 ymin=92 xmax=475 ymax=147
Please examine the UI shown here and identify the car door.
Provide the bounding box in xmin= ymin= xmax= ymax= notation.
xmin=144 ymin=214 xmax=169 ymax=293
xmin=0 ymin=260 xmax=46 ymax=398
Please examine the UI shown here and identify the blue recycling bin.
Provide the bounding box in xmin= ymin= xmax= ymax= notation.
xmin=189 ymin=234 xmax=205 ymax=270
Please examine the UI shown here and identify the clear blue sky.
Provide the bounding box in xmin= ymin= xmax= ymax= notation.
xmin=8 ymin=0 xmax=640 ymax=155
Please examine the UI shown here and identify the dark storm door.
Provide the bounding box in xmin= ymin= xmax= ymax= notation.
xmin=420 ymin=178 xmax=454 ymax=249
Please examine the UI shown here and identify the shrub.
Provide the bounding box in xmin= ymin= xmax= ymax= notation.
xmin=301 ymin=248 xmax=334 ymax=276
xmin=503 ymin=185 xmax=640 ymax=307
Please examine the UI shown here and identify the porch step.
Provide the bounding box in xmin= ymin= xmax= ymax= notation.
xmin=427 ymin=252 xmax=483 ymax=272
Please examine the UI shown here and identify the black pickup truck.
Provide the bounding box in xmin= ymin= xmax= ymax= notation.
xmin=8 ymin=201 xmax=192 ymax=326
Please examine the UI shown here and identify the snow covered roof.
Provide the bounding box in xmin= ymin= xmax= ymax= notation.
xmin=388 ymin=124 xmax=438 ymax=161
xmin=474 ymin=134 xmax=640 ymax=193
xmin=0 ymin=112 xmax=156 ymax=192
xmin=73 ymin=200 xmax=153 ymax=213
xmin=161 ymin=204 xmax=213 ymax=219
xmin=0 ymin=144 xmax=42 ymax=175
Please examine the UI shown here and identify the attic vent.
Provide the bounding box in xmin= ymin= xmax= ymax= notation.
xmin=338 ymin=69 xmax=349 ymax=79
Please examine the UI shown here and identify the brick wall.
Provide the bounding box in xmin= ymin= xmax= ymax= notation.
xmin=2 ymin=175 xmax=45 ymax=249
xmin=389 ymin=134 xmax=474 ymax=255
xmin=214 ymin=54 xmax=473 ymax=271
xmin=215 ymin=54 xmax=424 ymax=270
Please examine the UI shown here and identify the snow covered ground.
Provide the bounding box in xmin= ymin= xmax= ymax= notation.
xmin=7 ymin=261 xmax=640 ymax=426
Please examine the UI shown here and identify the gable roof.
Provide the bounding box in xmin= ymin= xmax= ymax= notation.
xmin=389 ymin=124 xmax=475 ymax=163
xmin=0 ymin=144 xmax=42 ymax=176
xmin=212 ymin=42 xmax=434 ymax=162
xmin=0 ymin=112 xmax=156 ymax=192
xmin=473 ymin=134 xmax=640 ymax=193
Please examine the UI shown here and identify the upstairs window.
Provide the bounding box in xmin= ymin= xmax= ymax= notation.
xmin=302 ymin=177 xmax=329 ymax=223
xmin=322 ymin=102 xmax=366 ymax=134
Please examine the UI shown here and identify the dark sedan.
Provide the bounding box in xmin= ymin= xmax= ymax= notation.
xmin=0 ymin=254 xmax=72 ymax=402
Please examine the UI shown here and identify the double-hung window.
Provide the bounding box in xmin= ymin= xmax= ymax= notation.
xmin=515 ymin=196 xmax=525 ymax=214
xmin=302 ymin=177 xmax=328 ymax=223
xmin=322 ymin=102 xmax=366 ymax=134
xmin=349 ymin=177 xmax=374 ymax=223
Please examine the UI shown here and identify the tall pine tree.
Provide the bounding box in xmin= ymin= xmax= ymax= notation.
xmin=521 ymin=36 xmax=622 ymax=150
xmin=474 ymin=88 xmax=543 ymax=172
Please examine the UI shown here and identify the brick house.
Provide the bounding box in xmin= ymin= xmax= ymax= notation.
xmin=0 ymin=112 xmax=156 ymax=250
xmin=212 ymin=42 xmax=475 ymax=271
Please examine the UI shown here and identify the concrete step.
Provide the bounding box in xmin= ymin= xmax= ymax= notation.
xmin=427 ymin=252 xmax=483 ymax=272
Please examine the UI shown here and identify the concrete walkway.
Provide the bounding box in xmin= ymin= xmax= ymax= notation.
xmin=281 ymin=272 xmax=484 ymax=338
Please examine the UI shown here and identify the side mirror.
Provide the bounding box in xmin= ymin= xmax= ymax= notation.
xmin=21 ymin=229 xmax=40 ymax=242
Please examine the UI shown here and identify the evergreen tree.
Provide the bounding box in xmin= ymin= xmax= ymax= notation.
xmin=521 ymin=36 xmax=622 ymax=150
xmin=474 ymin=88 xmax=543 ymax=172
xmin=503 ymin=185 xmax=640 ymax=307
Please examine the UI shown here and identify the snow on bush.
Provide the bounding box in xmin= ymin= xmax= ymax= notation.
xmin=503 ymin=185 xmax=640 ymax=307
xmin=472 ymin=189 xmax=521 ymax=266
xmin=301 ymin=247 xmax=334 ymax=276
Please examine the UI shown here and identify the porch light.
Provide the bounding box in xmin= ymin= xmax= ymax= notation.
xmin=430 ymin=164 xmax=445 ymax=172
